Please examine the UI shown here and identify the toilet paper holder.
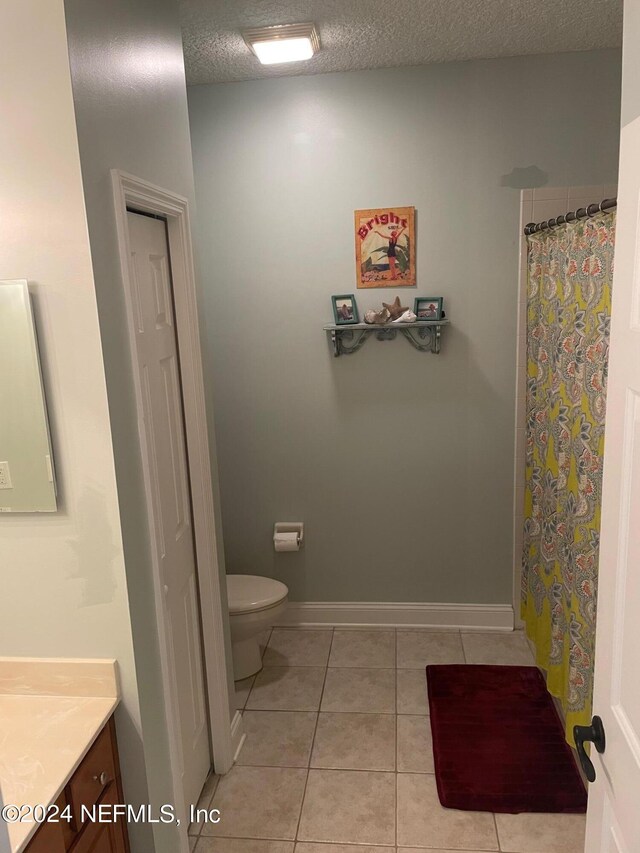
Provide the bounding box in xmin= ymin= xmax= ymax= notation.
xmin=274 ymin=522 xmax=304 ymax=551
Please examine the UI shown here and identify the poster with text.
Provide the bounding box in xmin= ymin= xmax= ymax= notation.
xmin=354 ymin=206 xmax=416 ymax=288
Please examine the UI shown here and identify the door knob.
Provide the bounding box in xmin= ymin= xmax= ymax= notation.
xmin=93 ymin=771 xmax=110 ymax=786
xmin=573 ymin=715 xmax=606 ymax=782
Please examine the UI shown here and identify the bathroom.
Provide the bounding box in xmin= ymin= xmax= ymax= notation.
xmin=1 ymin=1 xmax=639 ymax=852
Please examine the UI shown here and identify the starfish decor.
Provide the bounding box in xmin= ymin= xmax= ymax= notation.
xmin=383 ymin=296 xmax=408 ymax=320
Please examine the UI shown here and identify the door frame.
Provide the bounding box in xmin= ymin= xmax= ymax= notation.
xmin=110 ymin=170 xmax=236 ymax=808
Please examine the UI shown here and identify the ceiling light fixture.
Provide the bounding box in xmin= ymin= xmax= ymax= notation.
xmin=243 ymin=23 xmax=320 ymax=66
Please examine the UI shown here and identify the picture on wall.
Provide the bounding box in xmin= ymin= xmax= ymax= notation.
xmin=332 ymin=294 xmax=359 ymax=325
xmin=414 ymin=296 xmax=443 ymax=320
xmin=354 ymin=206 xmax=416 ymax=288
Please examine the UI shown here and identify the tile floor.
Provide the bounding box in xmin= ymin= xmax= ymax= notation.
xmin=189 ymin=628 xmax=586 ymax=853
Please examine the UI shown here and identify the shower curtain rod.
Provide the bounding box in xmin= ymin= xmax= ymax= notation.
xmin=523 ymin=197 xmax=617 ymax=235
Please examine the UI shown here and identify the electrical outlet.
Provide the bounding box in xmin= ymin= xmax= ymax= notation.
xmin=0 ymin=461 xmax=13 ymax=489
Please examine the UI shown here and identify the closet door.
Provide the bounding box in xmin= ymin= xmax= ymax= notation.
xmin=126 ymin=211 xmax=210 ymax=812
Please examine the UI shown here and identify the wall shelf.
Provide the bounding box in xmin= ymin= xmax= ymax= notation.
xmin=323 ymin=320 xmax=449 ymax=357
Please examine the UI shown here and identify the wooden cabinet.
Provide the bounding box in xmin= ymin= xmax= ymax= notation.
xmin=22 ymin=816 xmax=66 ymax=853
xmin=70 ymin=784 xmax=128 ymax=853
xmin=69 ymin=723 xmax=119 ymax=833
xmin=25 ymin=717 xmax=129 ymax=853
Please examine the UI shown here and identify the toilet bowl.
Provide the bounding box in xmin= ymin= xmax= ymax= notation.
xmin=226 ymin=574 xmax=288 ymax=680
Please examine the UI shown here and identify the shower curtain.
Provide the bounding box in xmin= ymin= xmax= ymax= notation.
xmin=521 ymin=211 xmax=615 ymax=743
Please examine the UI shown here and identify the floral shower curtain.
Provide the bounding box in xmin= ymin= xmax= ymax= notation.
xmin=522 ymin=211 xmax=615 ymax=743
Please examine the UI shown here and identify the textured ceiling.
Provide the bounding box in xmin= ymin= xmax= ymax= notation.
xmin=180 ymin=0 xmax=623 ymax=85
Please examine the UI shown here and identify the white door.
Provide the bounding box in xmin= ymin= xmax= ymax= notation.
xmin=127 ymin=211 xmax=210 ymax=811
xmin=583 ymin=117 xmax=640 ymax=848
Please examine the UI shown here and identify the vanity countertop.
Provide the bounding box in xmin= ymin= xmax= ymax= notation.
xmin=0 ymin=658 xmax=119 ymax=852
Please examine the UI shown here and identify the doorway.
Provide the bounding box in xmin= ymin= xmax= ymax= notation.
xmin=126 ymin=208 xmax=210 ymax=810
xmin=111 ymin=171 xmax=238 ymax=834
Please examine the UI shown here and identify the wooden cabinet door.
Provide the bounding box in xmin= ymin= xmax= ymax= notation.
xmin=71 ymin=785 xmax=127 ymax=853
xmin=24 ymin=818 xmax=66 ymax=853
xmin=69 ymin=723 xmax=117 ymax=831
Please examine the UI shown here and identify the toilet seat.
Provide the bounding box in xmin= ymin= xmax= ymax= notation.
xmin=227 ymin=574 xmax=288 ymax=616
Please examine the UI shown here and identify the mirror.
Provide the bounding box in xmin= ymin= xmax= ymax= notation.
xmin=0 ymin=280 xmax=57 ymax=512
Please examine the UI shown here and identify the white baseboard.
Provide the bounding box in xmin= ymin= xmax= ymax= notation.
xmin=277 ymin=601 xmax=514 ymax=631
xmin=230 ymin=710 xmax=246 ymax=762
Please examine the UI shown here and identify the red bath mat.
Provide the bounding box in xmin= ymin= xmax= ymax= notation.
xmin=426 ymin=664 xmax=587 ymax=813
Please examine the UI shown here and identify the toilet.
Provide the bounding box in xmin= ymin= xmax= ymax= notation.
xmin=226 ymin=574 xmax=288 ymax=680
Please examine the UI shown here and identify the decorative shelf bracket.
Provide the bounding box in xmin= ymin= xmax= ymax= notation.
xmin=327 ymin=327 xmax=370 ymax=356
xmin=324 ymin=320 xmax=449 ymax=357
xmin=400 ymin=324 xmax=443 ymax=353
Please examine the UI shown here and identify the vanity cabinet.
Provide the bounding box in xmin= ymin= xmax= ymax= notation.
xmin=25 ymin=717 xmax=129 ymax=853
xmin=67 ymin=784 xmax=128 ymax=853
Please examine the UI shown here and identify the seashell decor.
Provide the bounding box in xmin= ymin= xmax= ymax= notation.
xmin=363 ymin=305 xmax=417 ymax=325
xmin=364 ymin=307 xmax=391 ymax=325
xmin=391 ymin=310 xmax=417 ymax=324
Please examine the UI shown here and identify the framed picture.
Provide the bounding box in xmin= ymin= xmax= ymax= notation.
xmin=414 ymin=297 xmax=443 ymax=320
xmin=354 ymin=206 xmax=416 ymax=288
xmin=332 ymin=294 xmax=359 ymax=325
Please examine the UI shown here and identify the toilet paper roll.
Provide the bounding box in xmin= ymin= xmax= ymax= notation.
xmin=274 ymin=531 xmax=300 ymax=552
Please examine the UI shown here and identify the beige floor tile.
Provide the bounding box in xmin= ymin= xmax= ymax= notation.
xmin=189 ymin=772 xmax=219 ymax=834
xmin=199 ymin=770 xmax=219 ymax=803
xmin=397 ymin=669 xmax=429 ymax=715
xmin=197 ymin=840 xmax=294 ymax=852
xmin=235 ymin=675 xmax=256 ymax=709
xmin=237 ymin=711 xmax=317 ymax=767
xmin=189 ymin=837 xmax=197 ymax=851
xmin=495 ymin=812 xmax=586 ymax=853
xmin=202 ymin=766 xmax=307 ymax=839
xmin=398 ymin=850 xmax=490 ymax=852
xmin=259 ymin=629 xmax=273 ymax=656
xmin=461 ymin=631 xmax=535 ymax=666
xmin=311 ymin=712 xmax=396 ymax=770
xmin=397 ymin=632 xmax=465 ymax=668
xmin=246 ymin=667 xmax=326 ymax=711
xmin=298 ymin=769 xmax=396 ymax=846
xmin=264 ymin=629 xmax=333 ymax=667
xmin=321 ymin=667 xmax=395 ymax=714
xmin=397 ymin=774 xmax=498 ymax=849
xmin=397 ymin=715 xmax=434 ymax=773
xmin=295 ymin=845 xmax=392 ymax=852
xmin=329 ymin=629 xmax=395 ymax=668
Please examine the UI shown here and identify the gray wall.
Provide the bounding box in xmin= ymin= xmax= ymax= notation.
xmin=63 ymin=1 xmax=235 ymax=848
xmin=189 ymin=49 xmax=621 ymax=605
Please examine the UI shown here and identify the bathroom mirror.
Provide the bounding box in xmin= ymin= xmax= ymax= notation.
xmin=0 ymin=280 xmax=57 ymax=512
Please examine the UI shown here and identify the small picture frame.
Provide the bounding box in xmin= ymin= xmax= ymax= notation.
xmin=414 ymin=297 xmax=443 ymax=321
xmin=332 ymin=294 xmax=359 ymax=325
